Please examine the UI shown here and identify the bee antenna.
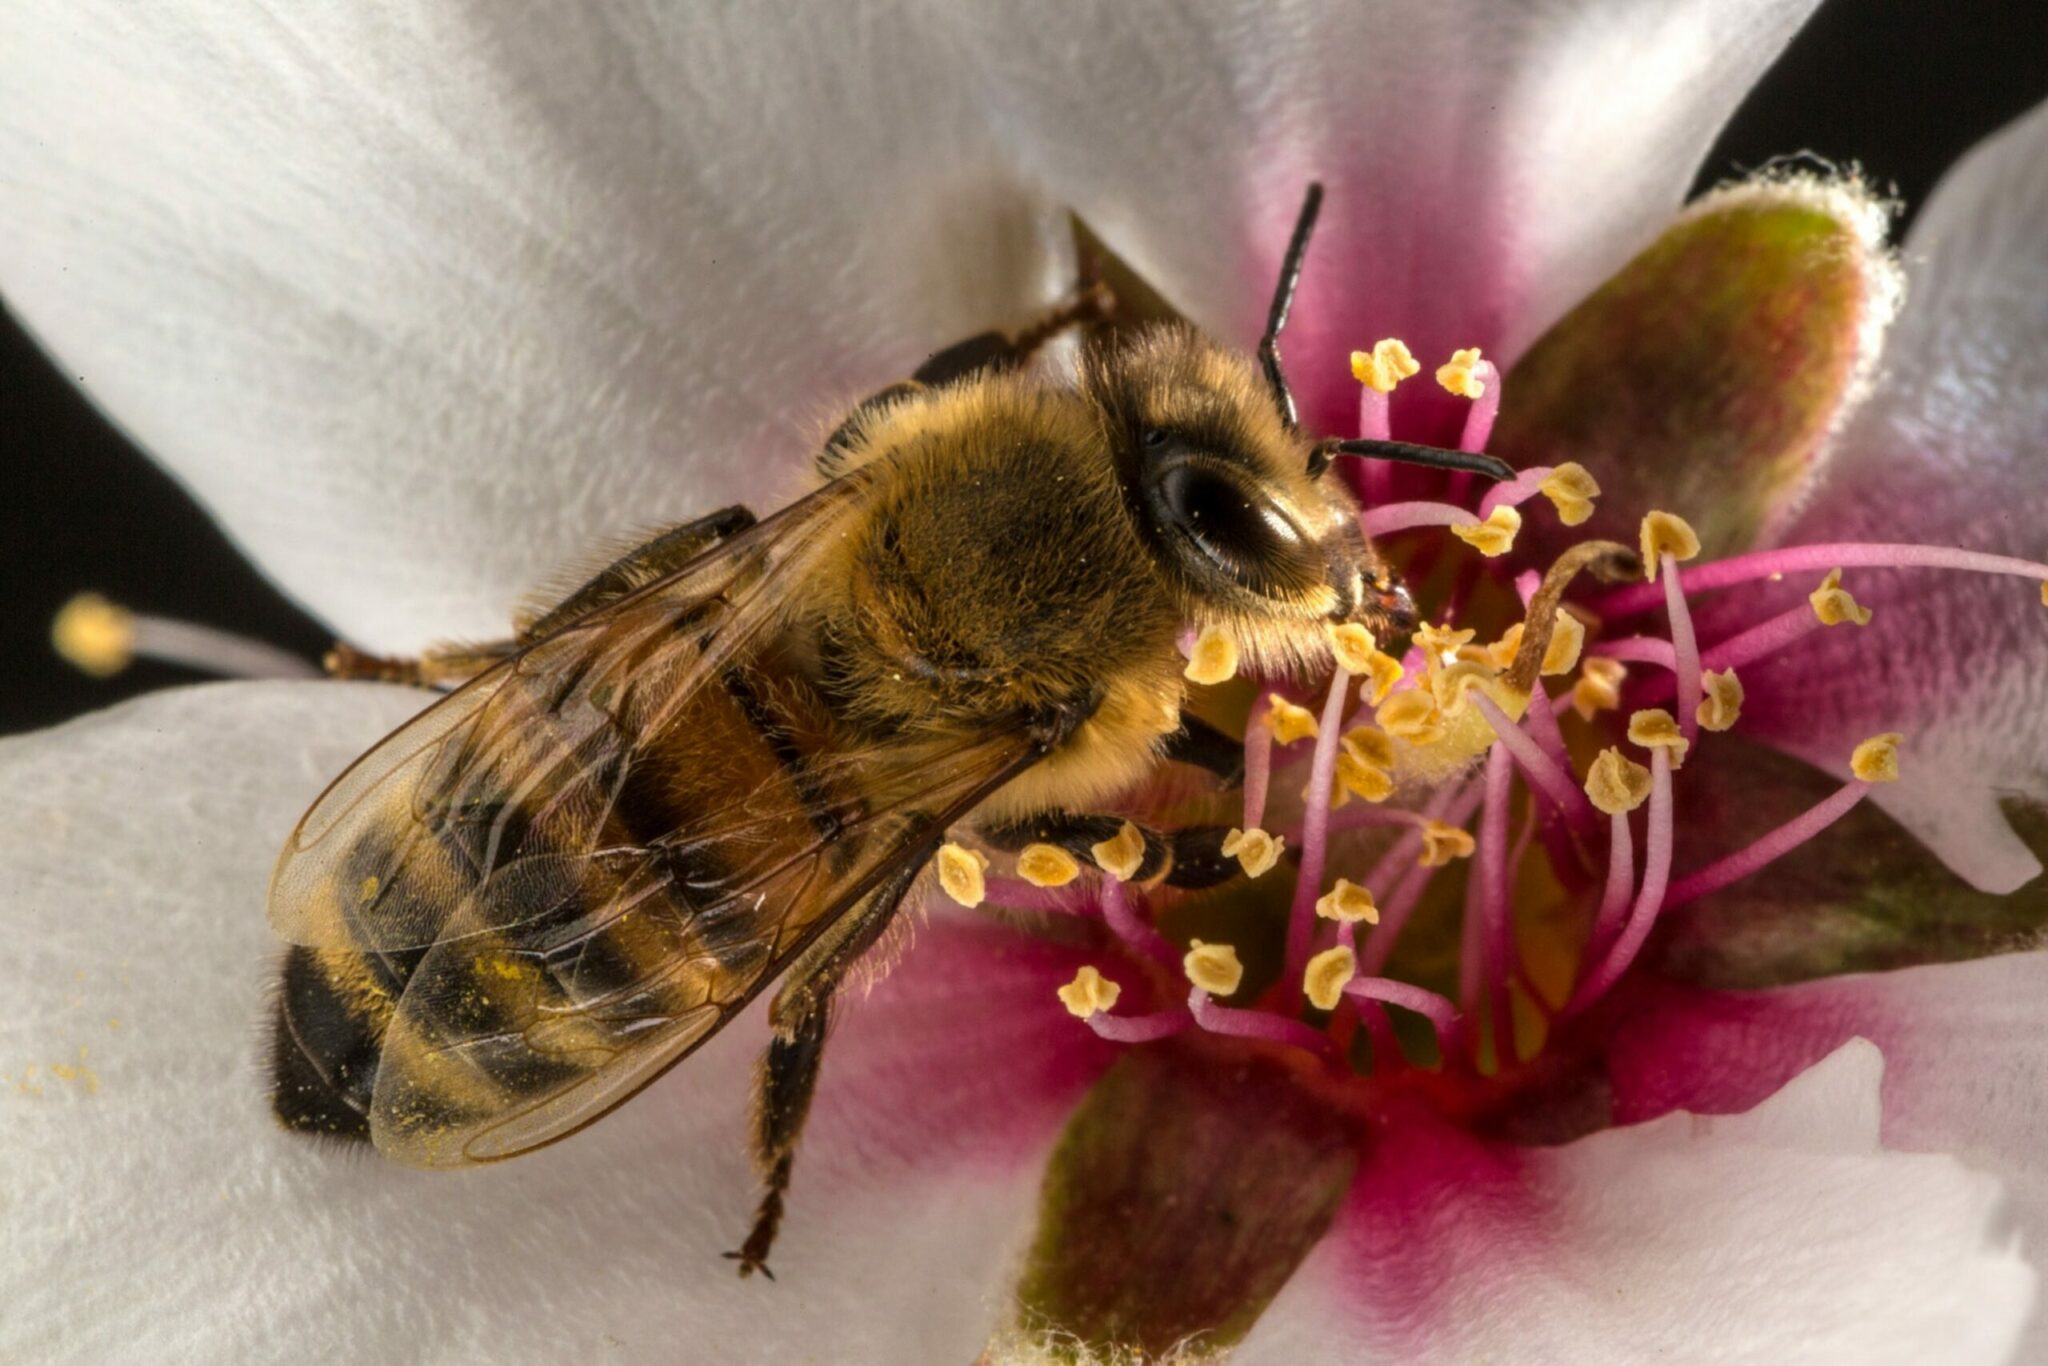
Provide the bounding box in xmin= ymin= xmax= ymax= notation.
xmin=1309 ymin=438 xmax=1516 ymax=483
xmin=1259 ymin=182 xmax=1323 ymax=433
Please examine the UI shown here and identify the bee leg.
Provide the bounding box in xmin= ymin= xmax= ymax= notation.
xmin=982 ymin=813 xmax=1248 ymax=891
xmin=1163 ymin=713 xmax=1247 ymax=787
xmin=325 ymin=507 xmax=758 ymax=688
xmin=727 ymin=855 xmax=926 ymax=1279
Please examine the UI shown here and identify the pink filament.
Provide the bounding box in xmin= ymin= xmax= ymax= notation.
xmin=1663 ymin=780 xmax=1872 ymax=911
xmin=133 ymin=617 xmax=323 ymax=680
xmin=1663 ymin=556 xmax=1703 ymax=743
xmin=1088 ymin=1009 xmax=1192 ymax=1045
xmin=1477 ymin=742 xmax=1517 ymax=1064
xmin=1357 ymin=777 xmax=1485 ymax=974
xmin=1592 ymin=636 xmax=1677 ymax=669
xmin=1360 ymin=501 xmax=1481 ymax=539
xmin=1284 ymin=668 xmax=1355 ymax=988
xmin=1588 ymin=809 xmax=1636 ymax=962
xmin=1099 ymin=877 xmax=1179 ymax=967
xmin=1478 ymin=465 xmax=1553 ymax=521
xmin=1344 ymin=976 xmax=1461 ymax=1050
xmin=1241 ymin=695 xmax=1274 ymax=831
xmin=1458 ymin=359 xmax=1503 ymax=452
xmin=1620 ymin=602 xmax=1832 ymax=710
xmin=1520 ymin=683 xmax=1575 ymax=782
xmin=1601 ymin=541 xmax=2048 ymax=615
xmin=1357 ymin=387 xmax=1394 ymax=504
xmin=1473 ymin=693 xmax=1596 ymax=832
xmin=1189 ymin=988 xmax=1337 ymax=1060
xmin=1566 ymin=747 xmax=1675 ymax=1016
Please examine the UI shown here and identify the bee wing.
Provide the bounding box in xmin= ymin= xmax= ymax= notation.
xmin=268 ymin=480 xmax=862 ymax=954
xmin=362 ymin=725 xmax=1042 ymax=1167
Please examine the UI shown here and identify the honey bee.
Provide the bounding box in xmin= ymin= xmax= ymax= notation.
xmin=265 ymin=184 xmax=1512 ymax=1276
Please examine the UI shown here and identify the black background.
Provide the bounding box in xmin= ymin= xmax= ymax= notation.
xmin=3 ymin=0 xmax=2044 ymax=734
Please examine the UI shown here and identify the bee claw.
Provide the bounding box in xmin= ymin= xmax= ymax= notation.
xmin=722 ymin=1248 xmax=775 ymax=1281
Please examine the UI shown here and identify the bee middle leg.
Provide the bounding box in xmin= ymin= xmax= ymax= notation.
xmin=728 ymin=855 xmax=927 ymax=1279
xmin=325 ymin=505 xmax=758 ymax=688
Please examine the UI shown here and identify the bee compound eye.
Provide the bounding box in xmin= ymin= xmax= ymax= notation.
xmin=1142 ymin=427 xmax=1170 ymax=449
xmin=1154 ymin=461 xmax=1309 ymax=591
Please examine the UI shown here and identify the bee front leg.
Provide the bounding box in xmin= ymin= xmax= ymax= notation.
xmin=728 ymin=855 xmax=926 ymax=1279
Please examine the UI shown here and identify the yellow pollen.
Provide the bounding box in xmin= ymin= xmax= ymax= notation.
xmin=1430 ymin=659 xmax=1497 ymax=716
xmin=1351 ymin=338 xmax=1421 ymax=394
xmin=1359 ymin=648 xmax=1406 ymax=705
xmin=1639 ymin=511 xmax=1702 ymax=581
xmin=1327 ymin=622 xmax=1379 ymax=676
xmin=1415 ymin=621 xmax=1478 ymax=665
xmin=1266 ymin=694 xmax=1321 ymax=745
xmin=1336 ymin=739 xmax=1396 ymax=803
xmin=1219 ymin=827 xmax=1285 ymax=879
xmin=1572 ymin=657 xmax=1628 ymax=719
xmin=1303 ymin=945 xmax=1357 ymax=1011
xmin=1584 ymin=747 xmax=1654 ymax=815
xmin=51 ymin=593 xmax=136 ymax=678
xmin=1486 ymin=623 xmax=1524 ymax=671
xmin=1343 ymin=725 xmax=1396 ymax=771
xmin=2041 ymin=582 xmax=2047 ymax=608
xmin=1183 ymin=940 xmax=1245 ymax=997
xmin=1377 ymin=689 xmax=1447 ymax=744
xmin=1697 ymin=668 xmax=1744 ymax=732
xmin=1315 ymin=877 xmax=1380 ymax=924
xmin=1421 ymin=820 xmax=1477 ymax=867
xmin=1539 ymin=463 xmax=1601 ymax=527
xmin=1091 ymin=821 xmax=1148 ymax=881
xmin=1184 ymin=624 xmax=1240 ymax=684
xmin=935 ymin=842 xmax=990 ymax=907
xmin=1627 ymin=708 xmax=1690 ymax=768
xmin=1057 ymin=966 xmax=1121 ymax=1019
xmin=1451 ymin=505 xmax=1522 ymax=557
xmin=1542 ymin=610 xmax=1588 ymax=676
xmin=1809 ymin=568 xmax=1874 ymax=626
xmin=1436 ymin=346 xmax=1487 ymax=399
xmin=1851 ymin=732 xmax=1904 ymax=783
xmin=1016 ymin=843 xmax=1081 ymax=888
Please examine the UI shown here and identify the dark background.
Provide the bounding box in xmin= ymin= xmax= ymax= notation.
xmin=3 ymin=0 xmax=2044 ymax=733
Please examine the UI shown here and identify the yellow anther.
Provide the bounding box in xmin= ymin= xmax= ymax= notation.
xmin=1851 ymin=732 xmax=1904 ymax=784
xmin=1430 ymin=659 xmax=1497 ymax=716
xmin=1697 ymin=668 xmax=1744 ymax=733
xmin=1219 ymin=827 xmax=1285 ymax=879
xmin=1359 ymin=649 xmax=1405 ymax=705
xmin=1377 ymin=689 xmax=1446 ymax=744
xmin=1016 ymin=843 xmax=1081 ymax=888
xmin=1451 ymin=505 xmax=1522 ymax=558
xmin=1415 ymin=621 xmax=1478 ymax=664
xmin=1351 ymin=338 xmax=1420 ymax=394
xmin=935 ymin=842 xmax=991 ymax=907
xmin=2041 ymin=582 xmax=2047 ymax=608
xmin=1486 ymin=623 xmax=1524 ymax=671
xmin=1266 ymin=694 xmax=1321 ymax=746
xmin=1627 ymin=708 xmax=1690 ymax=768
xmin=1539 ymin=462 xmax=1601 ymax=527
xmin=1343 ymin=726 xmax=1396 ymax=771
xmin=1436 ymin=346 xmax=1487 ymax=399
xmin=1454 ymin=643 xmax=1495 ymax=667
xmin=1336 ymin=739 xmax=1395 ymax=803
xmin=51 ymin=593 xmax=136 ymax=678
xmin=1183 ymin=624 xmax=1240 ymax=684
xmin=1420 ymin=820 xmax=1477 ymax=867
xmin=1584 ymin=747 xmax=1654 ymax=815
xmin=1091 ymin=821 xmax=1148 ymax=881
xmin=1639 ymin=511 xmax=1702 ymax=581
xmin=1542 ymin=610 xmax=1588 ymax=677
xmin=1303 ymin=945 xmax=1358 ymax=1011
xmin=1183 ymin=940 xmax=1245 ymax=997
xmin=1572 ymin=657 xmax=1628 ymax=719
xmin=1057 ymin=966 xmax=1121 ymax=1019
xmin=1315 ymin=877 xmax=1380 ymax=924
xmin=1809 ymin=568 xmax=1873 ymax=627
xmin=1327 ymin=622 xmax=1380 ymax=676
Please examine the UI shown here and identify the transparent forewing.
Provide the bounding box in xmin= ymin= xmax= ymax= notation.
xmin=363 ymin=725 xmax=1039 ymax=1167
xmin=267 ymin=482 xmax=859 ymax=954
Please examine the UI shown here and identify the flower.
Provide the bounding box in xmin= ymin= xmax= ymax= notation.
xmin=2 ymin=3 xmax=2046 ymax=1363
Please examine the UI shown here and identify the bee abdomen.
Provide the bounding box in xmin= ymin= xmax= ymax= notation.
xmin=269 ymin=943 xmax=418 ymax=1142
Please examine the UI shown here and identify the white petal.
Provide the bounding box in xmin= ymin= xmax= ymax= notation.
xmin=0 ymin=685 xmax=1103 ymax=1362
xmin=1737 ymin=96 xmax=2048 ymax=891
xmin=961 ymin=0 xmax=1824 ymax=433
xmin=1237 ymin=1042 xmax=2034 ymax=1365
xmin=0 ymin=5 xmax=1071 ymax=649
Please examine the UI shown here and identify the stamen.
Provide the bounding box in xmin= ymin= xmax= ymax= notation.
xmin=1335 ymin=736 xmax=1395 ymax=803
xmin=1851 ymin=731 xmax=1904 ymax=783
xmin=1473 ymin=693 xmax=1597 ymax=828
xmin=1697 ymin=668 xmax=1744 ymax=732
xmin=1359 ymin=501 xmax=1486 ymax=540
xmin=1436 ymin=347 xmax=1488 ymax=400
xmin=1219 ymin=827 xmax=1285 ymax=879
xmin=1593 ymin=636 xmax=1677 ymax=669
xmin=1475 ymin=743 xmax=1517 ymax=1062
xmin=1087 ymin=1010 xmax=1193 ymax=1045
xmin=1809 ymin=568 xmax=1874 ymax=626
xmin=1571 ymin=657 xmax=1628 ymax=719
xmin=1541 ymin=611 xmax=1587 ymax=676
xmin=1600 ymin=541 xmax=2048 ymax=616
xmin=1583 ymin=748 xmax=1650 ymax=958
xmin=1540 ymin=463 xmax=1599 ymax=526
xmin=1184 ymin=624 xmax=1241 ymax=684
xmin=1241 ymin=696 xmax=1274 ymax=831
xmin=1415 ymin=621 xmax=1478 ymax=664
xmin=1358 ymin=777 xmax=1486 ymax=974
xmin=1420 ymin=820 xmax=1477 ymax=867
xmin=1627 ymin=708 xmax=1690 ymax=768
xmin=1342 ymin=976 xmax=1461 ymax=1052
xmin=1090 ymin=821 xmax=1148 ymax=881
xmin=51 ymin=593 xmax=320 ymax=680
xmin=1189 ymin=986 xmax=1338 ymax=1059
xmin=1100 ymin=876 xmax=1179 ymax=967
xmin=1016 ymin=843 xmax=1082 ymax=888
xmin=1326 ymin=622 xmax=1380 ymax=676
xmin=1450 ymin=505 xmax=1523 ymax=558
xmin=1344 ymin=725 xmax=1396 ymax=772
xmin=1662 ymin=548 xmax=1704 ymax=744
xmin=1315 ymin=878 xmax=1380 ymax=924
xmin=1639 ymin=511 xmax=1702 ymax=582
xmin=1352 ymin=338 xmax=1420 ymax=394
xmin=1184 ymin=940 xmax=1245 ymax=996
xmin=1567 ymin=747 xmax=1675 ymax=1016
xmin=1057 ymin=966 xmax=1122 ymax=1018
xmin=1584 ymin=747 xmax=1654 ymax=816
xmin=1456 ymin=355 xmax=1503 ymax=452
xmin=1266 ymin=694 xmax=1321 ymax=745
xmin=1359 ymin=650 xmax=1406 ymax=705
xmin=1285 ymin=667 xmax=1356 ymax=987
xmin=935 ymin=842 xmax=990 ymax=907
xmin=1303 ymin=945 xmax=1357 ymax=1010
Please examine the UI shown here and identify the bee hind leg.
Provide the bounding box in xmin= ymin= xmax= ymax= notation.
xmin=728 ymin=855 xmax=927 ymax=1279
xmin=982 ymin=813 xmax=1248 ymax=891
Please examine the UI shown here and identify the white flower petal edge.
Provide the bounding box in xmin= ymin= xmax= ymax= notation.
xmin=1738 ymin=95 xmax=2048 ymax=892
xmin=0 ymin=683 xmax=1104 ymax=1364
xmin=1236 ymin=1041 xmax=2034 ymax=1366
xmin=0 ymin=3 xmax=1074 ymax=650
xmin=959 ymin=0 xmax=1825 ymax=433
